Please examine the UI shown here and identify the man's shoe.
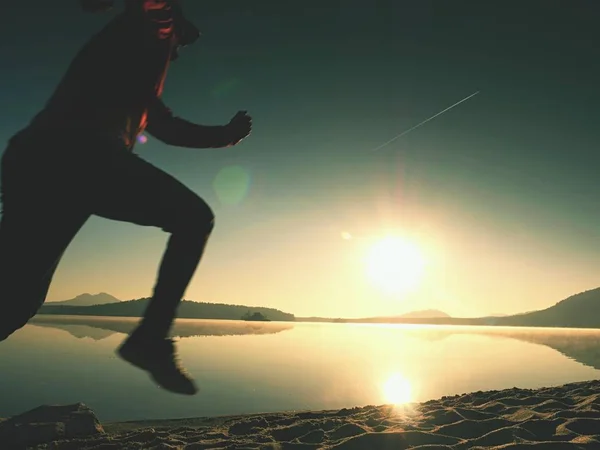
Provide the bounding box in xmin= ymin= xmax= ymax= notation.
xmin=117 ymin=333 xmax=198 ymax=395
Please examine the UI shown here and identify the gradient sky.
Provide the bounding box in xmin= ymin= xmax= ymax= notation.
xmin=1 ymin=0 xmax=599 ymax=318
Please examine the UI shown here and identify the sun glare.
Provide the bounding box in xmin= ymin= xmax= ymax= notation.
xmin=366 ymin=236 xmax=426 ymax=294
xmin=383 ymin=373 xmax=413 ymax=405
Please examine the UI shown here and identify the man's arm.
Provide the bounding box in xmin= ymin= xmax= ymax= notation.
xmin=145 ymin=97 xmax=246 ymax=148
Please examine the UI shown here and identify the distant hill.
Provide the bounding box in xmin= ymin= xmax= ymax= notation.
xmin=296 ymin=309 xmax=452 ymax=324
xmin=38 ymin=287 xmax=600 ymax=329
xmin=48 ymin=293 xmax=121 ymax=307
xmin=398 ymin=309 xmax=450 ymax=319
xmin=39 ymin=298 xmax=295 ymax=322
xmin=493 ymin=288 xmax=600 ymax=329
xmin=296 ymin=287 xmax=600 ymax=329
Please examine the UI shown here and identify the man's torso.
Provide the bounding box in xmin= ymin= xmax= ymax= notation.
xmin=20 ymin=10 xmax=175 ymax=150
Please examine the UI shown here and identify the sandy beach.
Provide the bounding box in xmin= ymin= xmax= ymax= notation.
xmin=4 ymin=379 xmax=600 ymax=449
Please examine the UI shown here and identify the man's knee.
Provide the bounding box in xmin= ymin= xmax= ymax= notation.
xmin=169 ymin=197 xmax=215 ymax=236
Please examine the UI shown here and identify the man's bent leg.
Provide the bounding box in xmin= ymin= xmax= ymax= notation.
xmin=91 ymin=152 xmax=215 ymax=339
xmin=89 ymin=151 xmax=215 ymax=394
xmin=119 ymin=198 xmax=213 ymax=395
xmin=138 ymin=220 xmax=214 ymax=337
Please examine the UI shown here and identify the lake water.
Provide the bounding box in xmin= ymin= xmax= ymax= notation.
xmin=1 ymin=316 xmax=599 ymax=423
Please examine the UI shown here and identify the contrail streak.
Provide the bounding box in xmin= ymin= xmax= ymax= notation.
xmin=370 ymin=91 xmax=480 ymax=152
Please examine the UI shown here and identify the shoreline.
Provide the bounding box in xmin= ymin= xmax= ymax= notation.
xmin=32 ymin=313 xmax=600 ymax=332
xmin=34 ymin=313 xmax=600 ymax=332
xmin=6 ymin=379 xmax=600 ymax=449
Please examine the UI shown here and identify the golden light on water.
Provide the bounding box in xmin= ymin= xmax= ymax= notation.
xmin=366 ymin=236 xmax=426 ymax=294
xmin=382 ymin=373 xmax=413 ymax=405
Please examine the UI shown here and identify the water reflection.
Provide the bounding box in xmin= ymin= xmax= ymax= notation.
xmin=29 ymin=316 xmax=600 ymax=373
xmin=394 ymin=325 xmax=600 ymax=371
xmin=382 ymin=373 xmax=413 ymax=405
xmin=29 ymin=315 xmax=294 ymax=340
xmin=1 ymin=320 xmax=600 ymax=422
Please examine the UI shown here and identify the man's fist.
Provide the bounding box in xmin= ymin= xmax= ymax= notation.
xmin=224 ymin=111 xmax=252 ymax=146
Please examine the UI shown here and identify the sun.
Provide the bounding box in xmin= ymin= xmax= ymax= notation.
xmin=365 ymin=236 xmax=426 ymax=294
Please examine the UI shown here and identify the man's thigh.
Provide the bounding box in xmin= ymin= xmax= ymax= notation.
xmin=88 ymin=151 xmax=213 ymax=233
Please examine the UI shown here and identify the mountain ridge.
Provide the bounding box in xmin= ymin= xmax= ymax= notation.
xmin=48 ymin=292 xmax=121 ymax=307
xmin=40 ymin=287 xmax=600 ymax=329
xmin=40 ymin=298 xmax=295 ymax=322
xmin=297 ymin=287 xmax=600 ymax=329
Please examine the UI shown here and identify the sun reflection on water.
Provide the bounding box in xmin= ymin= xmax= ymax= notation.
xmin=383 ymin=373 xmax=413 ymax=405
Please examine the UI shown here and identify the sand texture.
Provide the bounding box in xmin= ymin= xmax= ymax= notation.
xmin=8 ymin=379 xmax=600 ymax=449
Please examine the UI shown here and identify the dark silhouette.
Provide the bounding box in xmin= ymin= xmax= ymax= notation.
xmin=0 ymin=0 xmax=252 ymax=395
xmin=39 ymin=298 xmax=295 ymax=322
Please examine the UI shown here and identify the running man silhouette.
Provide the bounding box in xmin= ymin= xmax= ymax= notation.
xmin=0 ymin=0 xmax=252 ymax=395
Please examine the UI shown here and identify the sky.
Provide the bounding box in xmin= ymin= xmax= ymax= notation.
xmin=1 ymin=0 xmax=599 ymax=319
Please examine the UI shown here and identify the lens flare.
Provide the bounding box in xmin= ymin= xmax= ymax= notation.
xmin=213 ymin=165 xmax=251 ymax=206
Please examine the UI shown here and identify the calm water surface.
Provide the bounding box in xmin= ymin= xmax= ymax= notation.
xmin=1 ymin=316 xmax=599 ymax=422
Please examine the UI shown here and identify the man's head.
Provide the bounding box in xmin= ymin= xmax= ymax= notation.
xmin=80 ymin=0 xmax=200 ymax=52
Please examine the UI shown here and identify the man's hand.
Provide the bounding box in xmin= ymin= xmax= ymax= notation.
xmin=224 ymin=111 xmax=252 ymax=146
